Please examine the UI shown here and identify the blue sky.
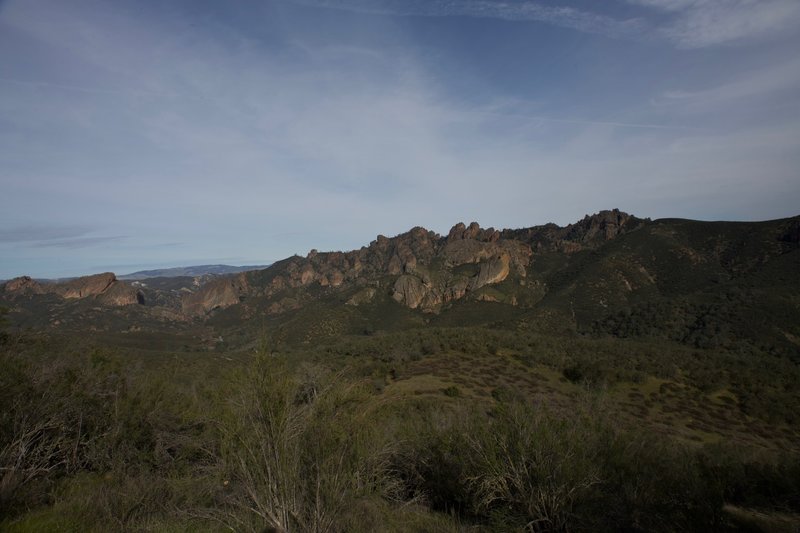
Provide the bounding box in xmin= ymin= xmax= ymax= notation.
xmin=1 ymin=0 xmax=799 ymax=278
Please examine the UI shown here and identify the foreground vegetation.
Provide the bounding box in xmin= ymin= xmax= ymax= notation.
xmin=2 ymin=327 xmax=800 ymax=532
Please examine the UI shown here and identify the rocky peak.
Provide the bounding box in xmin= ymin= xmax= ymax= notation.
xmin=447 ymin=222 xmax=500 ymax=243
xmin=3 ymin=276 xmax=44 ymax=294
xmin=567 ymin=209 xmax=642 ymax=242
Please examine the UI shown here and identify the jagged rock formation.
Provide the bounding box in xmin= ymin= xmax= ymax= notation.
xmin=181 ymin=210 xmax=643 ymax=316
xmin=1 ymin=211 xmax=649 ymax=318
xmin=2 ymin=272 xmax=143 ymax=306
xmin=181 ymin=221 xmax=533 ymax=315
xmin=501 ymin=208 xmax=646 ymax=253
xmin=2 ymin=276 xmax=45 ymax=295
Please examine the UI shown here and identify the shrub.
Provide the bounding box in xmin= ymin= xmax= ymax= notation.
xmin=217 ymin=354 xmax=397 ymax=532
xmin=443 ymin=386 xmax=461 ymax=398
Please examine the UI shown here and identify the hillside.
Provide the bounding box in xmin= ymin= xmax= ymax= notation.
xmin=2 ymin=209 xmax=799 ymax=357
xmin=3 ymin=209 xmax=800 ymax=530
xmin=118 ymin=264 xmax=270 ymax=280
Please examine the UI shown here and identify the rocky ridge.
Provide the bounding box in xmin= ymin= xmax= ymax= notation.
xmin=2 ymin=272 xmax=144 ymax=306
xmin=0 ymin=210 xmax=647 ymax=318
xmin=182 ymin=209 xmax=644 ymax=316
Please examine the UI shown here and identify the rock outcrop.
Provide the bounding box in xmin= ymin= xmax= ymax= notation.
xmin=181 ymin=273 xmax=248 ymax=316
xmin=2 ymin=276 xmax=45 ymax=295
xmin=55 ymin=272 xmax=117 ymax=299
xmin=96 ymin=281 xmax=145 ymax=306
xmin=387 ymin=225 xmax=529 ymax=311
xmin=469 ymin=252 xmax=511 ymax=291
xmin=392 ymin=275 xmax=428 ymax=309
xmin=2 ymin=272 xmax=143 ymax=306
xmin=501 ymin=209 xmax=646 ymax=254
xmin=179 ymin=210 xmax=643 ymax=316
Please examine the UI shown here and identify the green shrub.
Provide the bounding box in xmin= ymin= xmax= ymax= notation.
xmin=443 ymin=386 xmax=461 ymax=398
xmin=217 ymin=354 xmax=398 ymax=532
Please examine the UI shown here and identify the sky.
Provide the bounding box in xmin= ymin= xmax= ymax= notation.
xmin=1 ymin=0 xmax=799 ymax=279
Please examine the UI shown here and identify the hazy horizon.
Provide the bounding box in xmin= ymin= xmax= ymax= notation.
xmin=2 ymin=0 xmax=799 ymax=279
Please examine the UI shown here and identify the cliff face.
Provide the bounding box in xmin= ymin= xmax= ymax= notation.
xmin=181 ymin=273 xmax=249 ymax=316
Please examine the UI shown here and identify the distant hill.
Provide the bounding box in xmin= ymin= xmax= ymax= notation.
xmin=119 ymin=264 xmax=269 ymax=280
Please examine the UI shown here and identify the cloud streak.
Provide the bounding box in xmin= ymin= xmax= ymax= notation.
xmin=29 ymin=236 xmax=128 ymax=249
xmin=629 ymin=0 xmax=800 ymax=48
xmin=0 ymin=225 xmax=126 ymax=249
xmin=289 ymin=0 xmax=646 ymax=38
xmin=294 ymin=0 xmax=800 ymax=48
xmin=0 ymin=225 xmax=93 ymax=244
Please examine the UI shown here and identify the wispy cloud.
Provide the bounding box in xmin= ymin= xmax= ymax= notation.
xmin=470 ymin=108 xmax=699 ymax=131
xmin=30 ymin=236 xmax=128 ymax=249
xmin=654 ymin=57 xmax=800 ymax=110
xmin=629 ymin=0 xmax=800 ymax=48
xmin=0 ymin=225 xmax=92 ymax=243
xmin=289 ymin=0 xmax=646 ymax=38
xmin=0 ymin=225 xmax=126 ymax=249
xmin=292 ymin=0 xmax=800 ymax=48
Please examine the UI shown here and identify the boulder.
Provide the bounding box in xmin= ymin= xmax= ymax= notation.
xmin=392 ymin=275 xmax=428 ymax=309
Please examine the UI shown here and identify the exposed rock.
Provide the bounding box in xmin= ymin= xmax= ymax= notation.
xmin=388 ymin=255 xmax=403 ymax=275
xmin=567 ymin=209 xmax=639 ymax=242
xmin=177 ymin=210 xmax=641 ymax=315
xmin=448 ymin=222 xmax=467 ymax=241
xmin=3 ymin=276 xmax=44 ymax=294
xmin=97 ymin=282 xmax=145 ymax=306
xmin=469 ymin=253 xmax=511 ymax=291
xmin=3 ymin=272 xmax=143 ymax=307
xmin=182 ymin=273 xmax=248 ymax=316
xmin=501 ymin=209 xmax=645 ymax=254
xmin=299 ymin=264 xmax=316 ymax=285
xmin=346 ymin=287 xmax=376 ymax=306
xmin=443 ymin=238 xmax=495 ymax=266
xmin=56 ymin=272 xmax=117 ymax=299
xmin=392 ymin=275 xmax=427 ymax=309
xmin=328 ymin=270 xmax=344 ymax=287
